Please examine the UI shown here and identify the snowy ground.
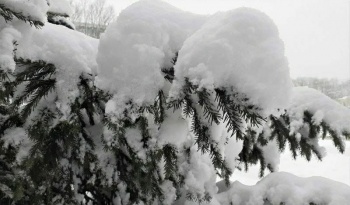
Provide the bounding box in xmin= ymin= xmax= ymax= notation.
xmin=231 ymin=140 xmax=350 ymax=186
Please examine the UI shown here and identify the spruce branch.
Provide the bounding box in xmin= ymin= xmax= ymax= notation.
xmin=14 ymin=58 xmax=56 ymax=84
xmin=162 ymin=144 xmax=178 ymax=180
xmin=15 ymin=78 xmax=56 ymax=119
xmin=0 ymin=114 xmax=23 ymax=136
xmin=269 ymin=115 xmax=289 ymax=152
xmin=0 ymin=3 xmax=44 ymax=28
xmin=197 ymin=88 xmax=221 ymax=125
xmin=47 ymin=12 xmax=74 ymax=30
xmin=152 ymin=90 xmax=166 ymax=124
xmin=215 ymin=89 xmax=244 ymax=138
xmin=11 ymin=58 xmax=57 ymax=119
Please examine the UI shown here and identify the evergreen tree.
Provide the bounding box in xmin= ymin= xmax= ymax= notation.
xmin=0 ymin=1 xmax=349 ymax=205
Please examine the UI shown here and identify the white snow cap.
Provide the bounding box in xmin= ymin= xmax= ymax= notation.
xmin=47 ymin=0 xmax=73 ymax=16
xmin=16 ymin=23 xmax=98 ymax=79
xmin=96 ymin=0 xmax=206 ymax=118
xmin=171 ymin=8 xmax=293 ymax=112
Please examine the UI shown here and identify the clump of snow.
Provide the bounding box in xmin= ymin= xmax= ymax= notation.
xmin=259 ymin=140 xmax=280 ymax=171
xmin=47 ymin=0 xmax=73 ymax=16
xmin=157 ymin=109 xmax=190 ymax=147
xmin=96 ymin=0 xmax=206 ymax=119
xmin=124 ymin=128 xmax=147 ymax=161
xmin=179 ymin=146 xmax=218 ymax=200
xmin=289 ymin=87 xmax=350 ymax=134
xmin=0 ymin=26 xmax=21 ymax=72
xmin=160 ymin=180 xmax=177 ymax=205
xmin=223 ymin=131 xmax=244 ymax=171
xmin=0 ymin=0 xmax=48 ymax=23
xmin=170 ymin=8 xmax=292 ymax=112
xmin=218 ymin=172 xmax=350 ymax=205
xmin=2 ymin=127 xmax=32 ymax=162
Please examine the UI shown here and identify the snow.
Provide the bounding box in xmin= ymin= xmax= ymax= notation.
xmin=15 ymin=23 xmax=98 ymax=117
xmin=0 ymin=0 xmax=48 ymax=23
xmin=212 ymin=140 xmax=350 ymax=205
xmin=176 ymin=140 xmax=350 ymax=205
xmin=160 ymin=180 xmax=177 ymax=205
xmin=16 ymin=23 xmax=97 ymax=75
xmin=157 ymin=109 xmax=190 ymax=147
xmin=124 ymin=128 xmax=147 ymax=161
xmin=179 ymin=146 xmax=218 ymax=199
xmin=96 ymin=0 xmax=207 ymax=119
xmin=219 ymin=171 xmax=350 ymax=205
xmin=223 ymin=132 xmax=244 ymax=172
xmin=170 ymin=7 xmax=293 ymax=113
xmin=1 ymin=0 xmax=350 ymax=204
xmin=0 ymin=26 xmax=21 ymax=72
xmin=94 ymin=2 xmax=350 ymax=204
xmin=290 ymin=87 xmax=350 ymax=134
xmin=47 ymin=0 xmax=73 ymax=16
xmin=259 ymin=140 xmax=280 ymax=172
xmin=2 ymin=127 xmax=32 ymax=162
xmin=232 ymin=140 xmax=350 ymax=186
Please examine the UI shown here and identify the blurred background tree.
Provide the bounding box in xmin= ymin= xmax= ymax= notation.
xmin=69 ymin=0 xmax=115 ymax=38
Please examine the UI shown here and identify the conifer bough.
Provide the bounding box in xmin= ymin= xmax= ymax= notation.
xmin=0 ymin=0 xmax=350 ymax=204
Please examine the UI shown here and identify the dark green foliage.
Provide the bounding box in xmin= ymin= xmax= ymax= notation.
xmin=0 ymin=56 xmax=110 ymax=204
xmin=13 ymin=58 xmax=57 ymax=118
xmin=198 ymin=88 xmax=221 ymax=125
xmin=216 ymin=89 xmax=248 ymax=139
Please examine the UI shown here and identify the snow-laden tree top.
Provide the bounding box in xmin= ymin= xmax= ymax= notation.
xmin=97 ymin=0 xmax=292 ymax=120
xmin=0 ymin=0 xmax=349 ymax=204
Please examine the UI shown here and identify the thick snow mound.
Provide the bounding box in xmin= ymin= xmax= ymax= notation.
xmin=170 ymin=8 xmax=292 ymax=112
xmin=96 ymin=0 xmax=206 ymax=118
xmin=290 ymin=87 xmax=350 ymax=134
xmin=16 ymin=23 xmax=98 ymax=76
xmin=218 ymin=172 xmax=350 ymax=205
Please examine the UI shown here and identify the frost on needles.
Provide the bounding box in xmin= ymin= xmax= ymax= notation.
xmin=0 ymin=0 xmax=350 ymax=205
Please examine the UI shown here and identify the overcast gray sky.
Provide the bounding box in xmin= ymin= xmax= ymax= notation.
xmin=108 ymin=0 xmax=349 ymax=79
